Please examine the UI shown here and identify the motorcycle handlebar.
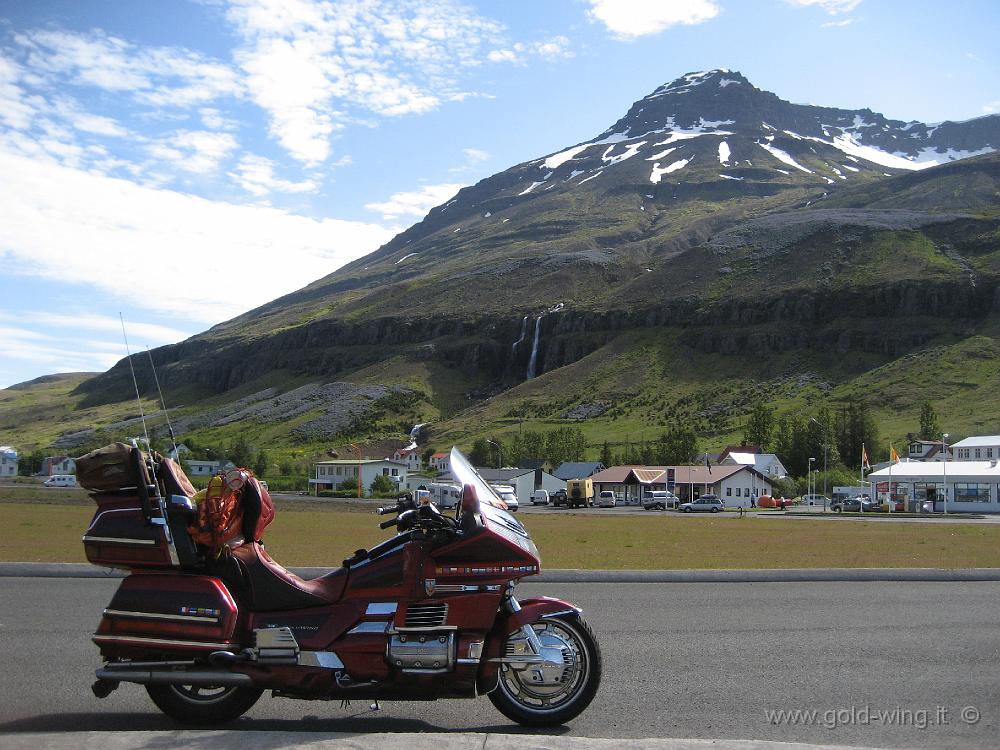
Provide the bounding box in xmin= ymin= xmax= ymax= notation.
xmin=378 ymin=517 xmax=399 ymax=530
xmin=376 ymin=506 xmax=395 ymax=516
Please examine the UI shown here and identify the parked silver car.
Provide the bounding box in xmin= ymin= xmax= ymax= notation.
xmin=678 ymin=495 xmax=724 ymax=513
xmin=643 ymin=490 xmax=679 ymax=511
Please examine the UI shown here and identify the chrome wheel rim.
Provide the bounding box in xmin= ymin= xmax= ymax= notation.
xmin=498 ymin=620 xmax=589 ymax=713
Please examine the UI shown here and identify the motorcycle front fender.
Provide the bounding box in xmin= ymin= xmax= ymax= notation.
xmin=477 ymin=596 xmax=582 ymax=692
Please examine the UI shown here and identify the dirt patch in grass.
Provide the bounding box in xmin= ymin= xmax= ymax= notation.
xmin=3 ymin=501 xmax=1000 ymax=569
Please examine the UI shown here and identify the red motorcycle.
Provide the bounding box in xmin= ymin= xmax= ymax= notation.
xmin=84 ymin=446 xmax=601 ymax=726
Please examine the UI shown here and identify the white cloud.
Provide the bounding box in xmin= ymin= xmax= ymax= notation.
xmin=229 ymin=154 xmax=319 ymax=196
xmin=365 ymin=182 xmax=464 ymax=220
xmin=226 ymin=0 xmax=515 ymax=165
xmin=199 ymin=107 xmax=238 ymax=131
xmin=146 ymin=130 xmax=239 ymax=174
xmin=488 ymin=49 xmax=519 ymax=64
xmin=0 ymin=147 xmax=398 ymax=324
xmin=983 ymin=100 xmax=1000 ymax=114
xmin=0 ymin=55 xmax=40 ymax=130
xmin=488 ymin=36 xmax=572 ymax=64
xmin=821 ymin=18 xmax=854 ymax=27
xmin=786 ymin=0 xmax=862 ymax=14
xmin=587 ymin=0 xmax=720 ymax=39
xmin=463 ymin=148 xmax=490 ymax=163
xmin=16 ymin=29 xmax=242 ymax=106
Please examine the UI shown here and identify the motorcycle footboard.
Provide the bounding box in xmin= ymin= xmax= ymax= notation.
xmin=94 ymin=573 xmax=240 ymax=658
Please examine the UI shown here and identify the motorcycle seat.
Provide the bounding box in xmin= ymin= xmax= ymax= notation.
xmin=230 ymin=542 xmax=348 ymax=611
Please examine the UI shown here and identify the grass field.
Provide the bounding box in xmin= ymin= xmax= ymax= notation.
xmin=3 ymin=499 xmax=1000 ymax=569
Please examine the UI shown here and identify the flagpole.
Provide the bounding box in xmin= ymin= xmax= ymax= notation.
xmin=860 ymin=442 xmax=866 ymax=513
xmin=888 ymin=444 xmax=893 ymax=514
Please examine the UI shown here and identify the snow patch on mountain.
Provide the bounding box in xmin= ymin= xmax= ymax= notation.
xmin=719 ymin=174 xmax=743 ymax=181
xmin=650 ymin=158 xmax=690 ymax=183
xmin=718 ymin=141 xmax=731 ymax=164
xmin=908 ymin=145 xmax=995 ymax=165
xmin=519 ymin=181 xmax=546 ymax=196
xmin=544 ymin=144 xmax=590 ymax=170
xmin=395 ymin=252 xmax=418 ymax=264
xmin=602 ymin=141 xmax=647 ymax=166
xmin=646 ymin=147 xmax=678 ymax=161
xmin=578 ymin=170 xmax=603 ymax=184
xmin=757 ymin=141 xmax=813 ymax=173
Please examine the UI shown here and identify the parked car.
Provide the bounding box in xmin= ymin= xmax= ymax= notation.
xmin=43 ymin=474 xmax=77 ymax=488
xmin=830 ymin=495 xmax=878 ymax=513
xmin=551 ymin=489 xmax=568 ymax=507
xmin=678 ymin=495 xmax=724 ymax=513
xmin=531 ymin=489 xmax=550 ymax=506
xmin=597 ymin=490 xmax=618 ymax=508
xmin=643 ymin=490 xmax=679 ymax=511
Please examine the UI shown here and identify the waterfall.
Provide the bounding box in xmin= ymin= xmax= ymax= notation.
xmin=526 ymin=314 xmax=544 ymax=380
xmin=404 ymin=422 xmax=427 ymax=452
xmin=511 ymin=315 xmax=529 ymax=354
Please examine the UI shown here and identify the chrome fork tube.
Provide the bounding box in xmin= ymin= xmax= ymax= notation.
xmin=507 ymin=594 xmax=545 ymax=654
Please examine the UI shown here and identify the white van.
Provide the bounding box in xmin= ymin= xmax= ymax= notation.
xmin=597 ymin=490 xmax=618 ymax=508
xmin=43 ymin=474 xmax=77 ymax=488
xmin=429 ymin=482 xmax=461 ymax=509
xmin=531 ymin=489 xmax=550 ymax=506
xmin=489 ymin=484 xmax=519 ymax=512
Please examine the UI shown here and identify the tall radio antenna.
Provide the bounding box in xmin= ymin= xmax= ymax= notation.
xmin=119 ymin=313 xmax=151 ymax=451
xmin=146 ymin=346 xmax=178 ymax=458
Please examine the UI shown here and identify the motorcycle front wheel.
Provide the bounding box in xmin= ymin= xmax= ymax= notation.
xmin=146 ymin=683 xmax=263 ymax=725
xmin=488 ymin=615 xmax=601 ymax=727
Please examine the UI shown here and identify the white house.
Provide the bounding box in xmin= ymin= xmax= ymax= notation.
xmin=311 ymin=459 xmax=408 ymax=497
xmin=185 ymin=459 xmax=235 ymax=477
xmin=391 ymin=447 xmax=423 ymax=473
xmin=950 ymin=436 xmax=1000 ymax=462
xmin=721 ymin=451 xmax=788 ymax=479
xmin=906 ymin=440 xmax=950 ymax=462
xmin=0 ymin=446 xmax=18 ymax=477
xmin=868 ymin=460 xmax=1000 ymax=513
xmin=41 ymin=456 xmax=76 ymax=475
xmin=592 ymin=464 xmax=773 ymax=507
xmin=428 ymin=452 xmax=450 ymax=474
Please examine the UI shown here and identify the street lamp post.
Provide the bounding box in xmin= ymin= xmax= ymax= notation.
xmin=942 ymin=433 xmax=949 ymax=515
xmin=808 ymin=457 xmax=816 ymax=504
xmin=347 ymin=442 xmax=362 ymax=498
xmin=488 ymin=439 xmax=503 ymax=470
xmin=809 ymin=417 xmax=829 ymax=509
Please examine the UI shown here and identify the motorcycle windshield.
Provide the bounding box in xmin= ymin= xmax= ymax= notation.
xmin=449 ymin=448 xmax=537 ymax=554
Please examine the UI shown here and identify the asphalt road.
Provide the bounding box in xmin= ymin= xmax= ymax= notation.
xmin=1 ymin=579 xmax=997 ymax=748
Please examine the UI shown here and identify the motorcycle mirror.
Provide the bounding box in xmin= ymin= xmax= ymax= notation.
xmin=224 ymin=468 xmax=249 ymax=491
xmin=460 ymin=483 xmax=481 ymax=514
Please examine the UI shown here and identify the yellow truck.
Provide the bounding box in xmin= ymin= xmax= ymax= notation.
xmin=565 ymin=478 xmax=594 ymax=508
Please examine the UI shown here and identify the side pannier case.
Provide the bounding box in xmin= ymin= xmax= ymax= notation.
xmin=93 ymin=573 xmax=240 ymax=658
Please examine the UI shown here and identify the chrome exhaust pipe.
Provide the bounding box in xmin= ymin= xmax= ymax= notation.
xmin=95 ymin=667 xmax=253 ymax=687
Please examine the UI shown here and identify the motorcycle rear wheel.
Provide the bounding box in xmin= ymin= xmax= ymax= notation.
xmin=488 ymin=615 xmax=601 ymax=727
xmin=146 ymin=683 xmax=263 ymax=725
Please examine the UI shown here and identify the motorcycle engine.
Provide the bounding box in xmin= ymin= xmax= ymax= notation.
xmin=388 ymin=631 xmax=455 ymax=673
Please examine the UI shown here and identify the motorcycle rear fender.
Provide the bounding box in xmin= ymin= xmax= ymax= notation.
xmin=477 ymin=596 xmax=582 ymax=691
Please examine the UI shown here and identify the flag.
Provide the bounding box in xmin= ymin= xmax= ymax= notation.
xmin=704 ymin=452 xmax=712 ymax=475
xmin=861 ymin=445 xmax=871 ymax=471
xmin=889 ymin=445 xmax=900 ymax=462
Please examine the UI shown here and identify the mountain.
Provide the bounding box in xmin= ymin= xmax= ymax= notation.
xmin=9 ymin=70 xmax=1000 ymax=456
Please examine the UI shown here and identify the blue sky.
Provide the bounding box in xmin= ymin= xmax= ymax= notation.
xmin=1 ymin=0 xmax=998 ymax=389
